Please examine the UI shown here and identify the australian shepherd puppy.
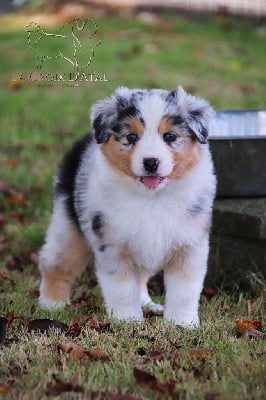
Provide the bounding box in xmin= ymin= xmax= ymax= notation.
xmin=39 ymin=86 xmax=216 ymax=327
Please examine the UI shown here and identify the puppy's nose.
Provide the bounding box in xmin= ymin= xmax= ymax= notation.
xmin=143 ymin=157 xmax=160 ymax=173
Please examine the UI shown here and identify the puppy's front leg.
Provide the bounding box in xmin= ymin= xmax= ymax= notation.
xmin=164 ymin=240 xmax=209 ymax=328
xmin=95 ymin=246 xmax=143 ymax=322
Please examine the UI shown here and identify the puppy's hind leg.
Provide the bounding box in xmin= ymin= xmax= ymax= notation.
xmin=138 ymin=270 xmax=164 ymax=313
xmin=39 ymin=202 xmax=92 ymax=310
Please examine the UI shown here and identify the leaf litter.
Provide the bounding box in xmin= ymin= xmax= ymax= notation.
xmin=45 ymin=374 xmax=84 ymax=396
xmin=236 ymin=319 xmax=264 ymax=339
xmin=58 ymin=342 xmax=110 ymax=362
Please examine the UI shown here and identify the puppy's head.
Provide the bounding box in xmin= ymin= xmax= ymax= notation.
xmin=91 ymin=86 xmax=213 ymax=190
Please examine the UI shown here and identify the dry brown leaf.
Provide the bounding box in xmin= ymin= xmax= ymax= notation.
xmin=236 ymin=319 xmax=262 ymax=335
xmin=85 ymin=314 xmax=111 ymax=332
xmin=45 ymin=374 xmax=83 ymax=396
xmin=0 ymin=159 xmax=18 ymax=168
xmin=0 ymin=385 xmax=11 ymax=394
xmin=0 ymin=180 xmax=26 ymax=207
xmin=144 ymin=349 xmax=171 ymax=363
xmin=30 ymin=289 xmax=40 ymax=298
xmin=60 ymin=342 xmax=87 ymax=361
xmin=243 ymin=328 xmax=264 ymax=339
xmin=87 ymin=348 xmax=110 ymax=361
xmin=0 ymin=269 xmax=15 ymax=286
xmin=204 ymin=392 xmax=220 ymax=400
xmin=59 ymin=342 xmax=110 ymax=362
xmin=66 ymin=322 xmax=82 ymax=336
xmin=27 ymin=319 xmax=68 ymax=334
xmin=6 ymin=312 xmax=20 ymax=325
xmin=172 ymin=348 xmax=213 ymax=370
xmin=133 ymin=367 xmax=176 ymax=394
xmin=9 ymin=77 xmax=25 ymax=90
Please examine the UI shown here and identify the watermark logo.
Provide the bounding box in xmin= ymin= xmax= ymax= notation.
xmin=14 ymin=17 xmax=108 ymax=87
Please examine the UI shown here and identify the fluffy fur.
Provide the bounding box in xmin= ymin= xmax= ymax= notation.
xmin=39 ymin=86 xmax=216 ymax=327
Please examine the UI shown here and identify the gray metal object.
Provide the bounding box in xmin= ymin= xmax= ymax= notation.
xmin=209 ymin=110 xmax=266 ymax=197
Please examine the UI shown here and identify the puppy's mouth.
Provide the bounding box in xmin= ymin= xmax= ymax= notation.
xmin=140 ymin=176 xmax=166 ymax=189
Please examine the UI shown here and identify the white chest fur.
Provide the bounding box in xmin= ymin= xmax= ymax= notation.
xmin=77 ymin=147 xmax=213 ymax=274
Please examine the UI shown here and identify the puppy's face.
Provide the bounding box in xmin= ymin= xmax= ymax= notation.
xmin=91 ymin=87 xmax=213 ymax=190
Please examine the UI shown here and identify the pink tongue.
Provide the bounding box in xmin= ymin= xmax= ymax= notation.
xmin=142 ymin=176 xmax=161 ymax=188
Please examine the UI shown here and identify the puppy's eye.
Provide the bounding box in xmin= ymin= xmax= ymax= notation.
xmin=163 ymin=132 xmax=177 ymax=144
xmin=126 ymin=133 xmax=139 ymax=144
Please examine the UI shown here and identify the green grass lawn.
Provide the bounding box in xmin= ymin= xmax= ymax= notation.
xmin=0 ymin=9 xmax=265 ymax=400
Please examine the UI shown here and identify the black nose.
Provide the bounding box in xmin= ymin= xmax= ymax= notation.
xmin=143 ymin=157 xmax=160 ymax=173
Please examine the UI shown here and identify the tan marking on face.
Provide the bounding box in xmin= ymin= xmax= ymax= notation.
xmin=101 ymin=136 xmax=136 ymax=178
xmin=124 ymin=117 xmax=145 ymax=136
xmin=159 ymin=117 xmax=200 ymax=179
xmin=170 ymin=139 xmax=200 ymax=180
xmin=101 ymin=116 xmax=144 ymax=179
xmin=158 ymin=117 xmax=176 ymax=136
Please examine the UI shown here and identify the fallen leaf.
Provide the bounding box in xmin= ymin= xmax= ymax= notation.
xmin=0 ymin=317 xmax=8 ymax=343
xmin=59 ymin=342 xmax=88 ymax=361
xmin=0 ymin=385 xmax=11 ymax=394
xmin=59 ymin=342 xmax=110 ymax=361
xmin=0 ymin=269 xmax=15 ymax=286
xmin=86 ymin=348 xmax=110 ymax=361
xmin=67 ymin=314 xmax=110 ymax=334
xmin=45 ymin=374 xmax=83 ymax=396
xmin=202 ymin=287 xmax=218 ymax=297
xmin=27 ymin=319 xmax=68 ymax=334
xmin=84 ymin=314 xmax=111 ymax=333
xmin=35 ymin=143 xmax=59 ymax=152
xmin=201 ymin=287 xmax=218 ymax=303
xmin=204 ymin=392 xmax=220 ymax=400
xmin=66 ymin=313 xmax=111 ymax=336
xmin=30 ymin=289 xmax=40 ymax=297
xmin=9 ymin=76 xmax=25 ymax=90
xmin=172 ymin=348 xmax=213 ymax=370
xmin=70 ymin=371 xmax=79 ymax=386
xmin=0 ymin=180 xmax=26 ymax=208
xmin=0 ymin=159 xmax=18 ymax=168
xmin=144 ymin=349 xmax=171 ymax=363
xmin=236 ymin=319 xmax=262 ymax=335
xmin=65 ymin=292 xmax=97 ymax=311
xmin=133 ymin=368 xmax=175 ymax=394
xmin=243 ymin=328 xmax=264 ymax=339
xmin=6 ymin=312 xmax=20 ymax=324
xmin=66 ymin=322 xmax=82 ymax=336
xmin=5 ymin=210 xmax=25 ymax=224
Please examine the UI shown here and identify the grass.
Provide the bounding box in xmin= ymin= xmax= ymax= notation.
xmin=0 ymin=8 xmax=265 ymax=400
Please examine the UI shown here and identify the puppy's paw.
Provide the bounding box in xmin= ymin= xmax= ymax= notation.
xmin=108 ymin=306 xmax=144 ymax=323
xmin=38 ymin=295 xmax=69 ymax=310
xmin=164 ymin=312 xmax=199 ymax=328
xmin=142 ymin=301 xmax=164 ymax=313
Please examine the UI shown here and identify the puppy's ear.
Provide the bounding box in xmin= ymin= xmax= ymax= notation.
xmin=90 ymin=87 xmax=133 ymax=144
xmin=90 ymin=96 xmax=117 ymax=144
xmin=176 ymin=86 xmax=214 ymax=144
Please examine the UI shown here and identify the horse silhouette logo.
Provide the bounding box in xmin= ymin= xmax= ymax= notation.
xmin=25 ymin=18 xmax=101 ymax=72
